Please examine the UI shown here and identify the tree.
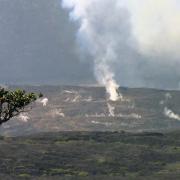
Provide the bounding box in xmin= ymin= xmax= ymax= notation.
xmin=0 ymin=87 xmax=41 ymax=126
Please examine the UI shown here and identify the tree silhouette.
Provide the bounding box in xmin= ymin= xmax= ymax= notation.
xmin=0 ymin=87 xmax=40 ymax=125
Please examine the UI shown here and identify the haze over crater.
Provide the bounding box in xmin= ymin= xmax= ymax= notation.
xmin=0 ymin=0 xmax=180 ymax=90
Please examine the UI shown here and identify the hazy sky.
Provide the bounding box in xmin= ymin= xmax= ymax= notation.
xmin=0 ymin=0 xmax=94 ymax=85
xmin=1 ymin=0 xmax=180 ymax=89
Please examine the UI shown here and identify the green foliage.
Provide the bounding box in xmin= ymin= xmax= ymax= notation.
xmin=0 ymin=87 xmax=40 ymax=125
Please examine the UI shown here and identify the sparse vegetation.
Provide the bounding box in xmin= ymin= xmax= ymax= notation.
xmin=0 ymin=131 xmax=180 ymax=179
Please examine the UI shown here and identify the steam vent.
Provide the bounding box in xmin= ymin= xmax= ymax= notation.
xmin=1 ymin=85 xmax=180 ymax=136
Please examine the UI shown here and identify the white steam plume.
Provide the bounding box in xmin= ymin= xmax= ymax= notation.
xmin=123 ymin=0 xmax=180 ymax=58
xmin=18 ymin=113 xmax=30 ymax=122
xmin=61 ymin=0 xmax=180 ymax=89
xmin=164 ymin=107 xmax=180 ymax=121
xmin=37 ymin=98 xmax=49 ymax=107
xmin=91 ymin=120 xmax=112 ymax=127
xmin=50 ymin=109 xmax=65 ymax=118
xmin=61 ymin=0 xmax=123 ymax=101
xmin=107 ymin=103 xmax=115 ymax=117
xmin=41 ymin=98 xmax=49 ymax=106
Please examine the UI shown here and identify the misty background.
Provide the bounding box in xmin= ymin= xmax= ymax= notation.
xmin=0 ymin=0 xmax=95 ymax=85
xmin=0 ymin=0 xmax=180 ymax=89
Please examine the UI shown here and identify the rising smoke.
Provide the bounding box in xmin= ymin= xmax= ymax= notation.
xmin=123 ymin=0 xmax=180 ymax=58
xmin=37 ymin=98 xmax=49 ymax=107
xmin=61 ymin=0 xmax=125 ymax=101
xmin=164 ymin=107 xmax=180 ymax=121
xmin=18 ymin=113 xmax=30 ymax=122
xmin=49 ymin=109 xmax=65 ymax=118
xmin=61 ymin=0 xmax=180 ymax=92
xmin=107 ymin=103 xmax=115 ymax=117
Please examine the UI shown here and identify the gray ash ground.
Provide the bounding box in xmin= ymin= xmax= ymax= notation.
xmin=1 ymin=85 xmax=180 ymax=136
